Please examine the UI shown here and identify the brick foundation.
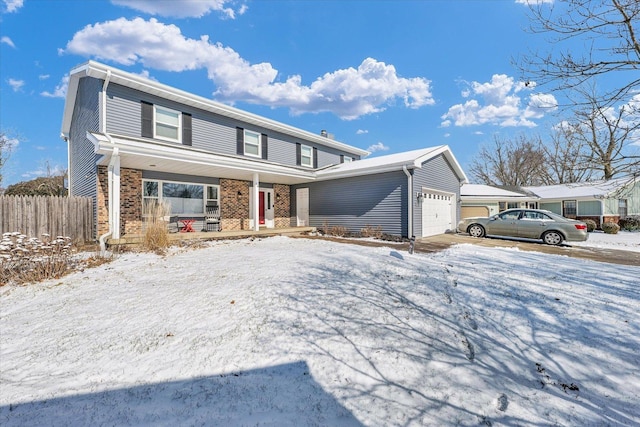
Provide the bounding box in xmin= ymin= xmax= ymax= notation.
xmin=577 ymin=215 xmax=619 ymax=229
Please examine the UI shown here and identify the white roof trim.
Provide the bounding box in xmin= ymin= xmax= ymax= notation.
xmin=63 ymin=61 xmax=368 ymax=157
xmin=316 ymin=145 xmax=468 ymax=182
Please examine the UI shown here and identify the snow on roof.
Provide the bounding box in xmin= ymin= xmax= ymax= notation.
xmin=524 ymin=177 xmax=637 ymax=199
xmin=461 ymin=184 xmax=531 ymax=198
xmin=316 ymin=145 xmax=468 ymax=182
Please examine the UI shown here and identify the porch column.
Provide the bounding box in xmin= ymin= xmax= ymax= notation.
xmin=253 ymin=173 xmax=259 ymax=231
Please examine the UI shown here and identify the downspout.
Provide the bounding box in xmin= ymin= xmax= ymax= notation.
xmin=98 ymin=70 xmax=114 ymax=255
xmin=403 ymin=165 xmax=413 ymax=239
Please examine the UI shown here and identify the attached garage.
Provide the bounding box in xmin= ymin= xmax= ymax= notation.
xmin=421 ymin=189 xmax=455 ymax=237
xmin=296 ymin=145 xmax=468 ymax=238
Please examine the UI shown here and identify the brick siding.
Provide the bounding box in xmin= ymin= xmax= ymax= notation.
xmin=97 ymin=166 xmax=142 ymax=237
xmin=220 ymin=179 xmax=251 ymax=231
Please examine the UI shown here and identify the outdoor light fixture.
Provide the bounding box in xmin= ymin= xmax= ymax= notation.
xmin=416 ymin=192 xmax=424 ymax=203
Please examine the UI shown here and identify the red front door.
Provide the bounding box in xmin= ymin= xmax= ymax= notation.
xmin=259 ymin=191 xmax=265 ymax=225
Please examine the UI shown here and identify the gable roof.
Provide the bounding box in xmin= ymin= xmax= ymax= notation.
xmin=316 ymin=145 xmax=468 ymax=182
xmin=461 ymin=184 xmax=534 ymax=199
xmin=61 ymin=60 xmax=369 ymax=157
xmin=524 ymin=176 xmax=639 ymax=199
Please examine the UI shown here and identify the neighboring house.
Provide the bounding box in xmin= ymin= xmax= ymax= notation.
xmin=460 ymin=184 xmax=538 ymax=218
xmin=524 ymin=177 xmax=640 ymax=227
xmin=61 ymin=61 xmax=468 ymax=243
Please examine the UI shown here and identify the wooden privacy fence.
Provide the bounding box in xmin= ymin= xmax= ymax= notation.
xmin=0 ymin=196 xmax=94 ymax=243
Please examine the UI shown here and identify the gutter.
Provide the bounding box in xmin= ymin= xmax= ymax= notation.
xmin=98 ymin=70 xmax=115 ymax=255
xmin=403 ymin=165 xmax=413 ymax=239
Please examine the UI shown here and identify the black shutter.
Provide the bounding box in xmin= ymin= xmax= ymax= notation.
xmin=340 ymin=154 xmax=344 ymax=164
xmin=313 ymin=147 xmax=318 ymax=168
xmin=296 ymin=143 xmax=301 ymax=166
xmin=182 ymin=113 xmax=192 ymax=146
xmin=141 ymin=101 xmax=153 ymax=138
xmin=261 ymin=134 xmax=268 ymax=160
xmin=236 ymin=127 xmax=244 ymax=155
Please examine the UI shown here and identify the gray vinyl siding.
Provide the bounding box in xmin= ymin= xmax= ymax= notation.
xmin=292 ymin=171 xmax=408 ymax=236
xmin=413 ymin=154 xmax=463 ymax=236
xmin=577 ymin=200 xmax=601 ymax=216
xmin=69 ymin=77 xmax=101 ymax=198
xmin=540 ymin=202 xmax=562 ymax=215
xmin=105 ymin=83 xmax=355 ymax=168
xmin=68 ymin=77 xmax=101 ymax=238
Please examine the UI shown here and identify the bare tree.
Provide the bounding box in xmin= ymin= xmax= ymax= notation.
xmin=561 ymin=88 xmax=640 ymax=180
xmin=520 ymin=0 xmax=640 ymax=108
xmin=0 ymin=131 xmax=17 ymax=186
xmin=469 ymin=135 xmax=548 ymax=186
xmin=542 ymin=122 xmax=594 ymax=184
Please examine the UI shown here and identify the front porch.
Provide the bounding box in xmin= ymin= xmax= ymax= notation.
xmin=106 ymin=226 xmax=316 ymax=247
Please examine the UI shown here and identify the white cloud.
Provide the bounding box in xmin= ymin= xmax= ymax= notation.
xmin=441 ymin=74 xmax=557 ymax=128
xmin=38 ymin=74 xmax=50 ymax=80
xmin=367 ymin=142 xmax=389 ymax=153
xmin=1 ymin=36 xmax=15 ymax=48
xmin=41 ymin=74 xmax=69 ymax=98
xmin=8 ymin=78 xmax=24 ymax=91
xmin=110 ymin=0 xmax=246 ymax=19
xmin=63 ymin=18 xmax=434 ymax=120
xmin=2 ymin=0 xmax=23 ymax=13
xmin=356 ymin=129 xmax=368 ymax=135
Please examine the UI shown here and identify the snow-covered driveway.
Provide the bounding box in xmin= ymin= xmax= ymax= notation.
xmin=1 ymin=237 xmax=638 ymax=426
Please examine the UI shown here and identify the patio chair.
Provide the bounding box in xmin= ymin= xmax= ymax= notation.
xmin=204 ymin=204 xmax=220 ymax=232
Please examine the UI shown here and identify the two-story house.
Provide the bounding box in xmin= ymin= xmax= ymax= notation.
xmin=61 ymin=61 xmax=467 ymax=244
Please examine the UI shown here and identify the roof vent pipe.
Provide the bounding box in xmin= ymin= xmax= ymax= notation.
xmin=320 ymin=130 xmax=328 ymax=137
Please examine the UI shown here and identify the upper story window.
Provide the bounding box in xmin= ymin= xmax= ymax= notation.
xmin=142 ymin=101 xmax=191 ymax=145
xmin=244 ymin=130 xmax=261 ymax=157
xmin=300 ymin=145 xmax=313 ymax=167
xmin=236 ymin=127 xmax=267 ymax=159
xmin=343 ymin=156 xmax=353 ymax=163
xmin=154 ymin=105 xmax=181 ymax=142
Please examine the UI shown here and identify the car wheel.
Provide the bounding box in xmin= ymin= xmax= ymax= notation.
xmin=542 ymin=231 xmax=563 ymax=245
xmin=468 ymin=224 xmax=485 ymax=238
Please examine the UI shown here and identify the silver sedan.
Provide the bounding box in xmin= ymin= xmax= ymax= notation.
xmin=457 ymin=209 xmax=589 ymax=245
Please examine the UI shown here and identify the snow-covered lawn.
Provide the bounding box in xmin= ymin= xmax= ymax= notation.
xmin=1 ymin=236 xmax=639 ymax=426
xmin=572 ymin=230 xmax=640 ymax=252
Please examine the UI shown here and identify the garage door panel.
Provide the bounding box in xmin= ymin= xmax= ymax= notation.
xmin=461 ymin=206 xmax=489 ymax=219
xmin=421 ymin=190 xmax=454 ymax=237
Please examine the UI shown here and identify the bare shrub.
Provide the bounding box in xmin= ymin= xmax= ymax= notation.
xmin=583 ymin=219 xmax=597 ymax=232
xmin=601 ymin=221 xmax=620 ymax=235
xmin=328 ymin=226 xmax=349 ymax=237
xmin=360 ymin=225 xmax=383 ymax=239
xmin=143 ymin=200 xmax=171 ymax=253
xmin=0 ymin=232 xmax=76 ymax=286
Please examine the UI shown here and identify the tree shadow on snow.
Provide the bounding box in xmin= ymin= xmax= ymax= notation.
xmin=270 ymin=246 xmax=640 ymax=426
xmin=0 ymin=361 xmax=364 ymax=427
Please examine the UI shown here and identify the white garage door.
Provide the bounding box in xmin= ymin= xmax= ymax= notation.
xmin=421 ymin=190 xmax=454 ymax=237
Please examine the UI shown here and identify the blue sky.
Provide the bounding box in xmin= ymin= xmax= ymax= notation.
xmin=1 ymin=0 xmax=568 ymax=187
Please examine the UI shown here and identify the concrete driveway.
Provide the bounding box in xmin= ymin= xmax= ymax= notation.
xmin=296 ymin=233 xmax=640 ymax=267
xmin=416 ymin=233 xmax=640 ymax=267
